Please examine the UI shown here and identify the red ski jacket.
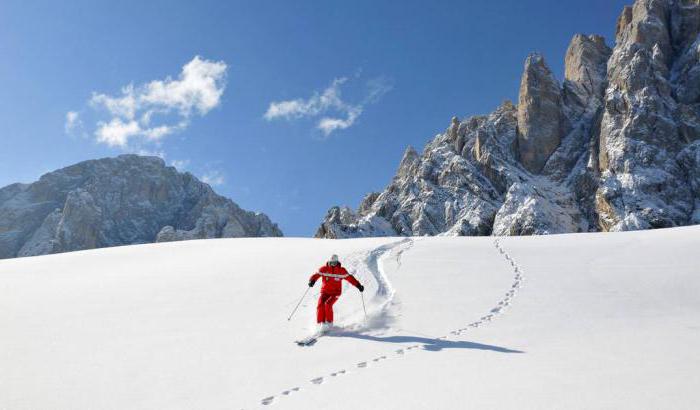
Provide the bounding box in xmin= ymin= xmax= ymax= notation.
xmin=309 ymin=263 xmax=361 ymax=295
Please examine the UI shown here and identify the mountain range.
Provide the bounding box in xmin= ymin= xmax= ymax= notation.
xmin=316 ymin=0 xmax=700 ymax=238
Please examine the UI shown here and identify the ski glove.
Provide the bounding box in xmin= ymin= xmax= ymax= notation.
xmin=309 ymin=280 xmax=316 ymax=287
xmin=357 ymin=284 xmax=364 ymax=292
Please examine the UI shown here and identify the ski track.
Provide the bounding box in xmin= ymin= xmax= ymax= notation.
xmin=256 ymin=237 xmax=524 ymax=408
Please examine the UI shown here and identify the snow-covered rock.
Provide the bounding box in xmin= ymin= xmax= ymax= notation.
xmin=0 ymin=155 xmax=282 ymax=259
xmin=317 ymin=0 xmax=700 ymax=239
xmin=596 ymin=0 xmax=698 ymax=231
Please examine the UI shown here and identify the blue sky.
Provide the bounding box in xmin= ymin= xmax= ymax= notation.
xmin=0 ymin=0 xmax=629 ymax=236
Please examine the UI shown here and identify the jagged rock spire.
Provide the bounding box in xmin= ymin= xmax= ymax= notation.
xmin=563 ymin=34 xmax=611 ymax=105
xmin=516 ymin=53 xmax=570 ymax=173
xmin=397 ymin=145 xmax=420 ymax=178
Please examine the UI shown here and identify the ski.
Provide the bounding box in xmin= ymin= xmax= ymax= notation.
xmin=295 ymin=327 xmax=332 ymax=346
xmin=295 ymin=336 xmax=318 ymax=346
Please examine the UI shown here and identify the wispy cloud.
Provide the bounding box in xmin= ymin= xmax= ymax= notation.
xmin=136 ymin=149 xmax=166 ymax=159
xmin=67 ymin=56 xmax=227 ymax=148
xmin=264 ymin=75 xmax=392 ymax=137
xmin=134 ymin=150 xmax=190 ymax=173
xmin=170 ymin=159 xmax=190 ymax=170
xmin=64 ymin=111 xmax=86 ymax=137
xmin=201 ymin=170 xmax=225 ymax=186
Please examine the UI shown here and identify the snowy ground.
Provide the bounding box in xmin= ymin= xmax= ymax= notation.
xmin=1 ymin=227 xmax=699 ymax=409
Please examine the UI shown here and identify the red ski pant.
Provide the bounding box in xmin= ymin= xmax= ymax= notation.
xmin=317 ymin=293 xmax=339 ymax=323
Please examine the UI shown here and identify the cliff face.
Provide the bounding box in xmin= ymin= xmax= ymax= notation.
xmin=0 ymin=155 xmax=282 ymax=259
xmin=317 ymin=0 xmax=700 ymax=239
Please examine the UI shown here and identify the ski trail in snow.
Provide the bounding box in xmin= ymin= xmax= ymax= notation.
xmin=256 ymin=237 xmax=524 ymax=407
xmin=337 ymin=238 xmax=412 ymax=330
xmin=256 ymin=238 xmax=411 ymax=408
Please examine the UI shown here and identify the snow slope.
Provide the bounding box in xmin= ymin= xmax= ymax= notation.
xmin=1 ymin=227 xmax=699 ymax=409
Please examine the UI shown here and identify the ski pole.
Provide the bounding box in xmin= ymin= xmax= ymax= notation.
xmin=287 ymin=287 xmax=311 ymax=321
xmin=361 ymin=292 xmax=367 ymax=321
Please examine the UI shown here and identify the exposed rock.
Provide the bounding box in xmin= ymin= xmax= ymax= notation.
xmin=316 ymin=0 xmax=700 ymax=239
xmin=563 ymin=34 xmax=612 ymax=111
xmin=358 ymin=192 xmax=381 ymax=214
xmin=448 ymin=116 xmax=460 ymax=141
xmin=0 ymin=155 xmax=282 ymax=259
xmin=314 ymin=206 xmax=393 ymax=239
xmin=517 ymin=53 xmax=570 ymax=173
xmin=678 ymin=140 xmax=700 ymax=223
xmin=597 ymin=0 xmax=695 ymax=231
xmin=672 ymin=36 xmax=700 ymax=103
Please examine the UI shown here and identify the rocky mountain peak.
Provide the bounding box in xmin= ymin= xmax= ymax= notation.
xmin=0 ymin=155 xmax=282 ymax=259
xmin=316 ymin=0 xmax=700 ymax=239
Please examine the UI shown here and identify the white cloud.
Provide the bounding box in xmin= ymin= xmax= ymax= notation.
xmin=64 ymin=111 xmax=85 ymax=136
xmin=264 ymin=75 xmax=392 ymax=137
xmin=201 ymin=170 xmax=225 ymax=186
xmin=317 ymin=107 xmax=361 ymax=136
xmin=264 ymin=78 xmax=348 ymax=120
xmin=140 ymin=56 xmax=227 ymax=116
xmin=95 ymin=118 xmax=141 ymax=147
xmin=75 ymin=55 xmax=227 ymax=148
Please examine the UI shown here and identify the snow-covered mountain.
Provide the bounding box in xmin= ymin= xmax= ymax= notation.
xmin=317 ymin=0 xmax=700 ymax=238
xmin=0 ymin=154 xmax=282 ymax=259
xmin=1 ymin=226 xmax=698 ymax=409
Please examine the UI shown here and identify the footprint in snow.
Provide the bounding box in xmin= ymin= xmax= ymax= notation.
xmin=357 ymin=362 xmax=368 ymax=368
xmin=330 ymin=370 xmax=346 ymax=377
xmin=261 ymin=396 xmax=274 ymax=405
xmin=311 ymin=377 xmax=324 ymax=385
xmin=284 ymin=387 xmax=300 ymax=395
xmin=396 ymin=349 xmax=405 ymax=355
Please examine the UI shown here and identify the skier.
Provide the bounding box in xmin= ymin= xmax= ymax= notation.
xmin=308 ymin=254 xmax=364 ymax=331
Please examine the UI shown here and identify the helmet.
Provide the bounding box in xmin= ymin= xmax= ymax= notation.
xmin=329 ymin=254 xmax=340 ymax=266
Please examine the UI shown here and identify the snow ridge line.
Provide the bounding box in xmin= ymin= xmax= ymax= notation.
xmin=255 ymin=238 xmax=523 ymax=408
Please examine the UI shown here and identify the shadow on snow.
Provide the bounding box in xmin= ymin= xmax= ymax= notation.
xmin=328 ymin=332 xmax=524 ymax=353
